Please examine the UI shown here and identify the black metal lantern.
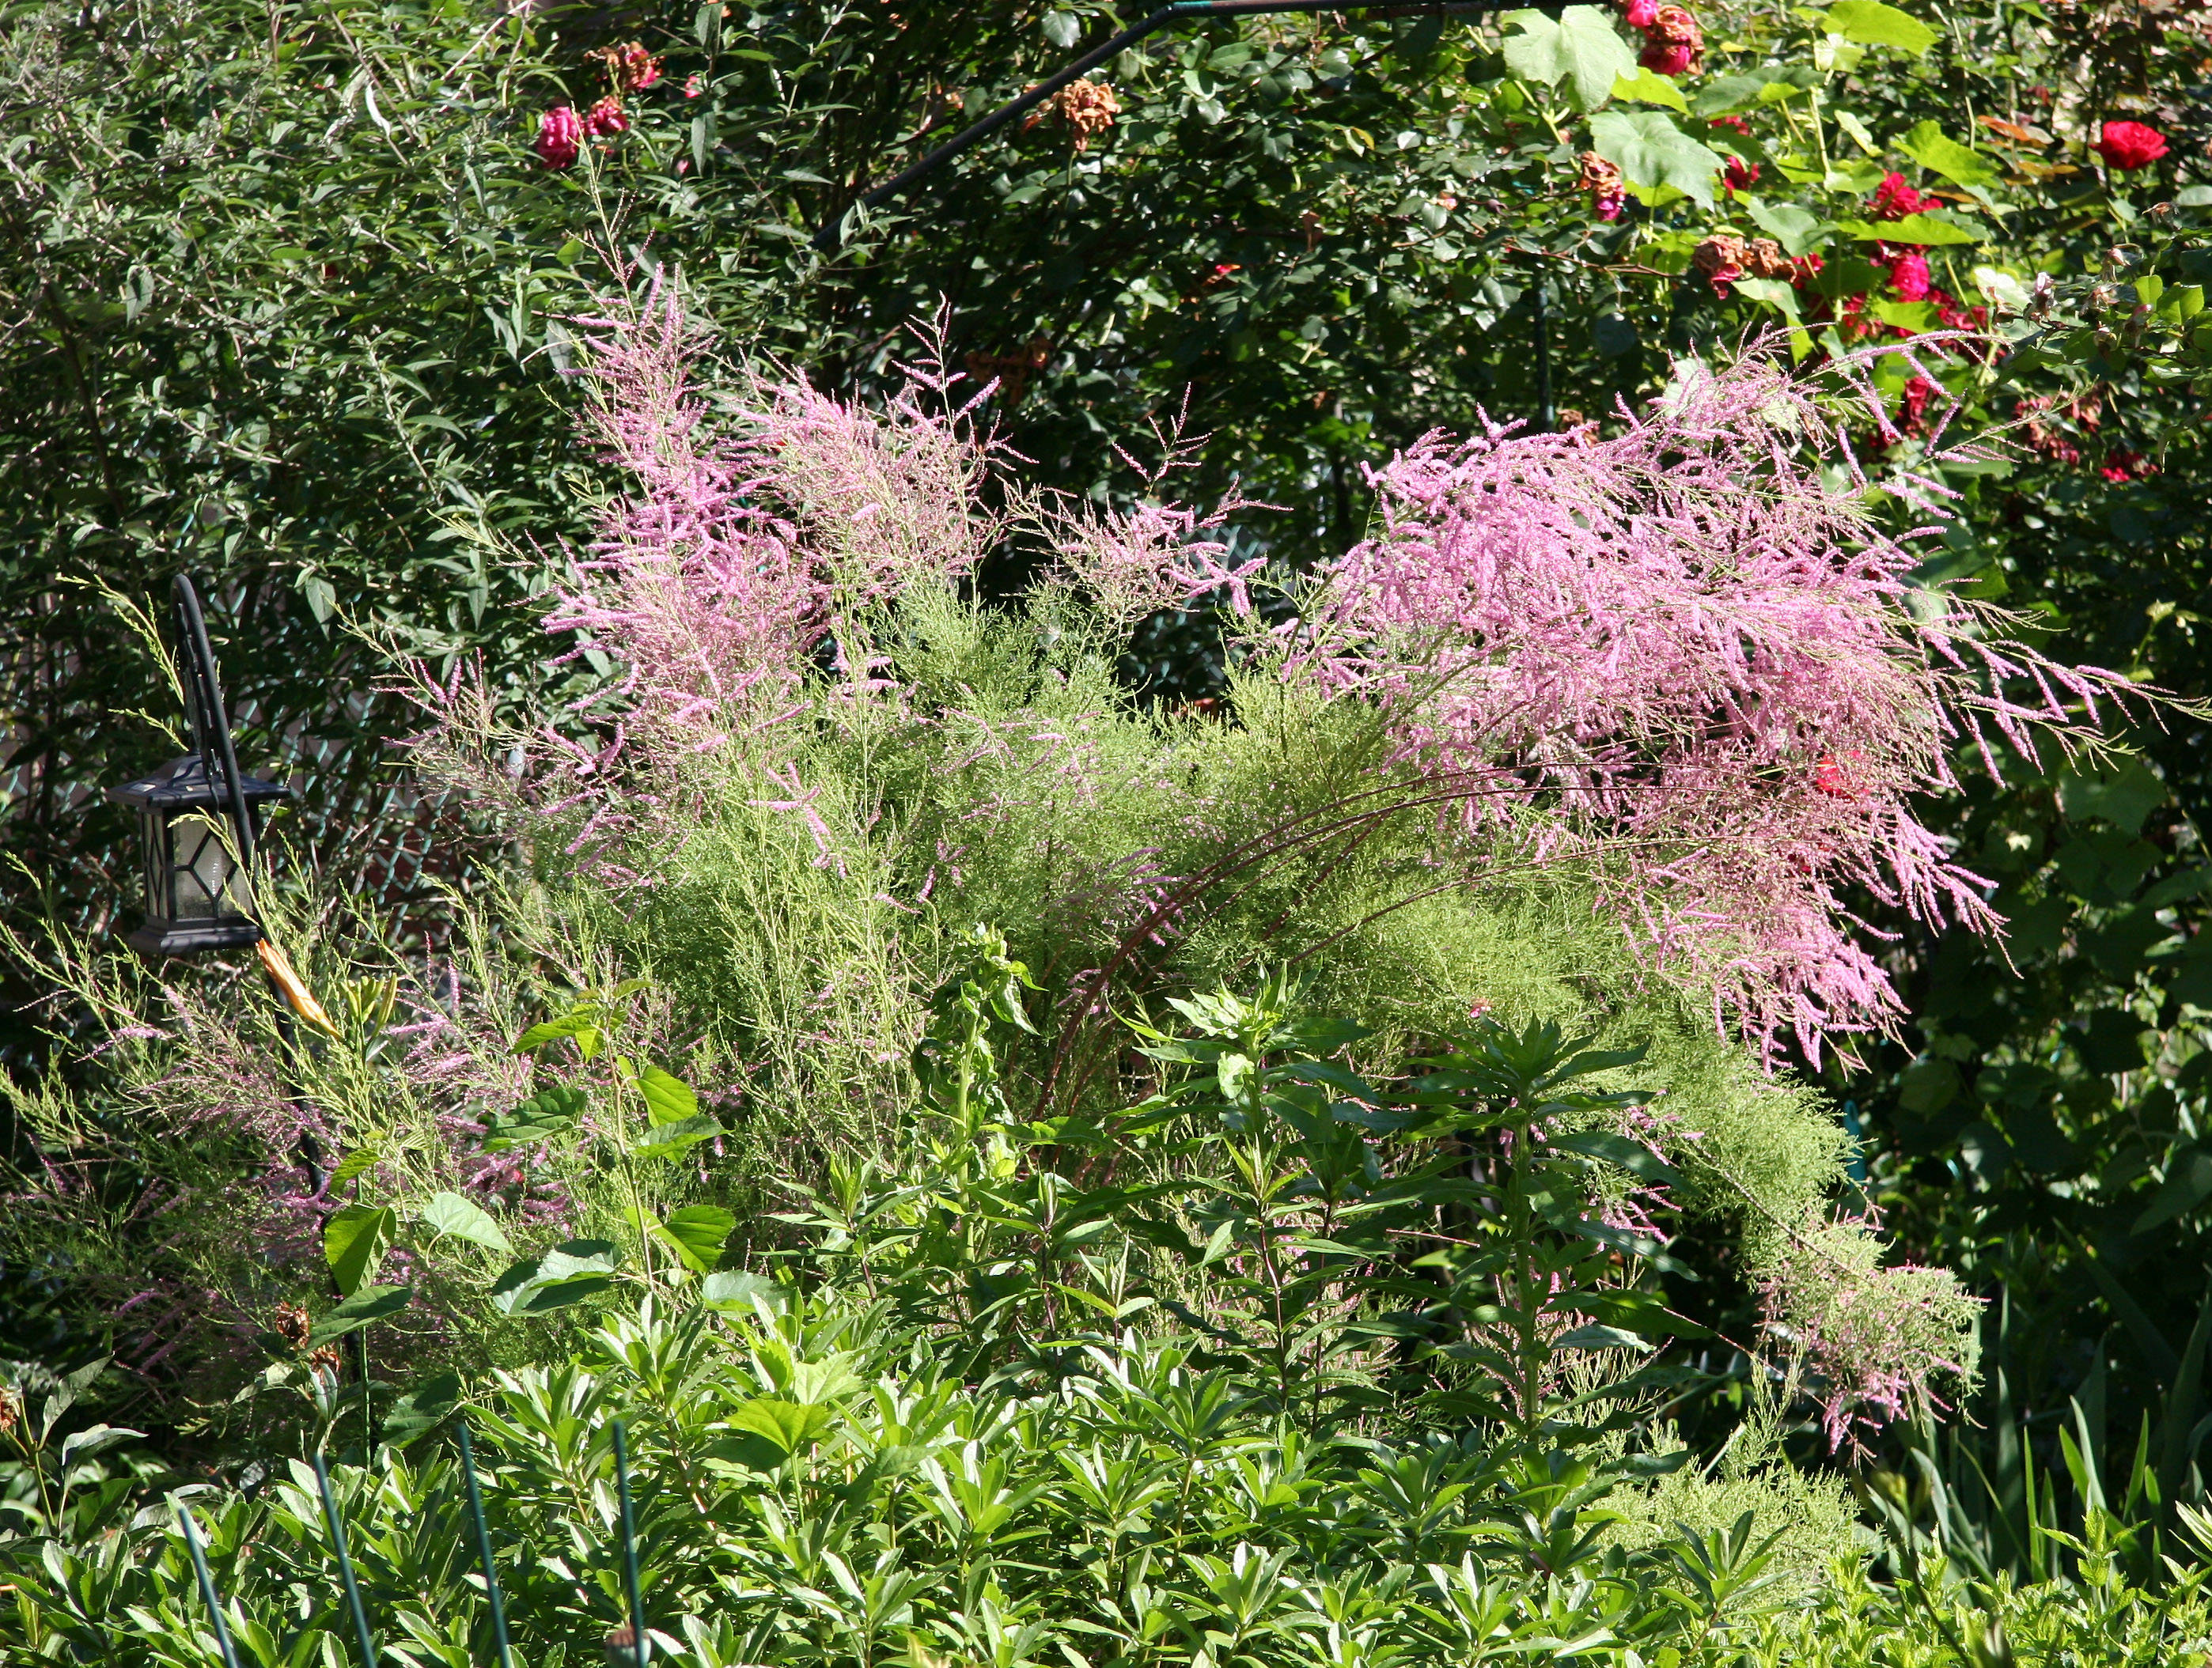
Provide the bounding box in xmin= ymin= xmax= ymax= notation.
xmin=106 ymin=575 xmax=294 ymax=957
xmin=107 ymin=753 xmax=292 ymax=955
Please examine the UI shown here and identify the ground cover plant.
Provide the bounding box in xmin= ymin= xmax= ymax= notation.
xmin=6 ymin=278 xmax=2206 ymax=1655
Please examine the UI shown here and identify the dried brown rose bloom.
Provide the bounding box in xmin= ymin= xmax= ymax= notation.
xmin=274 ymin=1303 xmax=312 ymax=1349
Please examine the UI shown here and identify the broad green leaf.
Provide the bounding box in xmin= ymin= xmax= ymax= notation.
xmin=1831 ymin=109 xmax=1880 ymax=155
xmin=308 ymin=1284 xmax=411 ymax=1345
xmin=702 ymin=1270 xmax=788 ymax=1312
xmin=1744 ymin=197 xmax=1829 ymax=256
xmin=324 ymin=1205 xmax=396 ymax=1297
xmin=2059 ymin=758 xmax=2165 ymax=834
xmin=1589 ymin=110 xmax=1724 ymax=209
xmin=657 ymin=1205 xmax=737 ymax=1272
xmin=725 ymin=1398 xmax=834 ymax=1458
xmin=1898 ymin=119 xmax=1998 ymax=189
xmin=1608 ymin=68 xmax=1686 ymax=113
xmin=482 ymin=1084 xmax=586 ymax=1152
xmin=59 ymin=1424 xmax=146 ymax=1466
xmin=1555 ymin=1324 xmax=1655 ymax=1352
xmin=634 ymin=1114 xmax=724 ymax=1162
xmin=419 ymin=1191 xmax=512 ymax=1257
xmin=489 ymin=1239 xmax=621 ymax=1315
xmin=513 ymin=1010 xmax=602 ymax=1058
xmin=637 ymin=1065 xmax=699 ymax=1126
xmin=381 ymin=1371 xmax=462 ymax=1447
xmin=1821 ymin=0 xmax=1937 ymax=55
xmin=1833 ymin=212 xmax=1984 ymax=244
xmin=2136 ymin=1146 xmax=2212 ymax=1235
xmin=1502 ymin=6 xmax=1637 ymax=112
xmin=327 ymin=1148 xmax=383 ymax=1190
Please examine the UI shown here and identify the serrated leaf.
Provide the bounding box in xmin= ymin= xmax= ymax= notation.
xmin=327 ymin=1148 xmax=383 ymax=1190
xmin=1502 ymin=6 xmax=1637 ymax=112
xmin=1898 ymin=119 xmax=1998 ymax=190
xmin=324 ymin=1205 xmax=396 ymax=1297
xmin=1744 ymin=197 xmax=1828 ymax=256
xmin=1833 ymin=212 xmax=1984 ymax=244
xmin=1821 ymin=0 xmax=1937 ymax=55
xmin=1609 ymin=68 xmax=1686 ymax=112
xmin=655 ymin=1205 xmax=736 ymax=1273
xmin=1589 ymin=110 xmax=1724 ymax=209
xmin=514 ymin=1011 xmax=602 ymax=1058
xmin=635 ymin=1114 xmax=723 ymax=1161
xmin=637 ymin=1065 xmax=699 ymax=1127
xmin=420 ymin=1191 xmax=513 ymax=1256
xmin=483 ymin=1084 xmax=586 ymax=1152
xmin=308 ymin=1284 xmax=411 ymax=1345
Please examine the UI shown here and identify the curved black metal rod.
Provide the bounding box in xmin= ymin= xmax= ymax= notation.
xmin=172 ymin=573 xmax=260 ymax=884
xmin=812 ymin=0 xmax=1519 ymax=251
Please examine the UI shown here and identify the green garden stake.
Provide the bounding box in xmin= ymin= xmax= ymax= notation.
xmin=313 ymin=1451 xmax=379 ymax=1667
xmin=176 ymin=1502 xmax=244 ymax=1668
xmin=613 ymin=1418 xmax=649 ymax=1667
xmin=457 ymin=1421 xmax=517 ymax=1668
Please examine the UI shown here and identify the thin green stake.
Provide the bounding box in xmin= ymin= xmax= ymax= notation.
xmin=457 ymin=1421 xmax=517 ymax=1668
xmin=613 ymin=1418 xmax=648 ymax=1668
xmin=313 ymin=1451 xmax=379 ymax=1666
xmin=176 ymin=1502 xmax=244 ymax=1668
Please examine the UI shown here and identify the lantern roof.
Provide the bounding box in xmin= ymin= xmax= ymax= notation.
xmin=105 ymin=754 xmax=294 ymax=812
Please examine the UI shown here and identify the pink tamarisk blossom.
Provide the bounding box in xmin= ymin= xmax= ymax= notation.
xmin=1281 ymin=346 xmax=2145 ymax=1065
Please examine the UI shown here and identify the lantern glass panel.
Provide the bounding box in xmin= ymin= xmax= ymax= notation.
xmin=171 ymin=813 xmax=243 ymax=920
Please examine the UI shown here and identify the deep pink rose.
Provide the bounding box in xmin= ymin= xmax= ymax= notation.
xmin=1868 ymin=172 xmax=1931 ymax=220
xmin=535 ymin=104 xmax=581 ymax=169
xmin=1887 ymin=249 xmax=1932 ymax=303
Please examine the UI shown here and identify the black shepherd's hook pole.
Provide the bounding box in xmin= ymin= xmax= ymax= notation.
xmin=812 ymin=0 xmax=1514 ymax=251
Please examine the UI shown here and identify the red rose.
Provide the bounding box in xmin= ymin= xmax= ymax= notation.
xmin=1813 ymin=756 xmax=1857 ymax=799
xmin=1623 ymin=0 xmax=1661 ymax=26
xmin=1724 ymin=156 xmax=1759 ymax=194
xmin=2093 ymin=120 xmax=2167 ymax=171
xmin=534 ymin=104 xmax=582 ymax=169
xmin=1867 ymin=172 xmax=1931 ymax=220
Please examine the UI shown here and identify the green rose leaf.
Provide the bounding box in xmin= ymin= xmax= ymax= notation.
xmin=1608 ymin=68 xmax=1687 ymax=113
xmin=419 ymin=1191 xmax=513 ymax=1257
xmin=1833 ymin=212 xmax=1983 ymax=244
xmin=1821 ymin=0 xmax=1937 ymax=55
xmin=308 ymin=1284 xmax=411 ymax=1345
xmin=324 ymin=1205 xmax=396 ymax=1297
xmin=656 ymin=1205 xmax=737 ymax=1273
xmin=634 ymin=1114 xmax=724 ymax=1162
xmin=637 ymin=1065 xmax=699 ymax=1127
xmin=1589 ymin=109 xmax=1724 ymax=209
xmin=1898 ymin=119 xmax=1998 ymax=190
xmin=482 ymin=1084 xmax=586 ymax=1152
xmin=1502 ymin=6 xmax=1638 ymax=112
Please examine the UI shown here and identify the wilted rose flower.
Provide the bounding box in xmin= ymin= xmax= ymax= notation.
xmin=272 ymin=1303 xmax=312 ymax=1348
xmin=2093 ymin=120 xmax=2168 ymax=171
xmin=1638 ymin=6 xmax=1703 ymax=75
xmin=584 ymin=96 xmax=629 ymax=138
xmin=1887 ymin=248 xmax=1932 ymax=302
xmin=535 ymin=104 xmax=582 ymax=169
xmin=1868 ymin=172 xmax=1932 ymax=220
xmin=1692 ymin=233 xmax=1750 ymax=296
xmin=1744 ymin=238 xmax=1792 ymax=279
xmin=2100 ymin=448 xmax=2157 ymax=482
xmin=1578 ymin=150 xmax=1627 ymax=221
